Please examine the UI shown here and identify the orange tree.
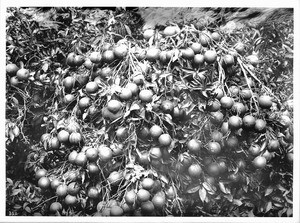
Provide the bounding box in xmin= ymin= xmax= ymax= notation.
xmin=6 ymin=7 xmax=293 ymax=216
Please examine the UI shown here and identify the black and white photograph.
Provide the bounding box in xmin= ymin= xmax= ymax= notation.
xmin=1 ymin=1 xmax=300 ymax=222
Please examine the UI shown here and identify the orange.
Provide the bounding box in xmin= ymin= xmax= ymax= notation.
xmin=75 ymin=152 xmax=87 ymax=166
xmin=210 ymin=130 xmax=223 ymax=142
xmin=161 ymin=100 xmax=174 ymax=114
xmin=165 ymin=186 xmax=176 ymax=199
xmin=158 ymin=133 xmax=172 ymax=147
xmin=63 ymin=76 xmax=75 ymax=89
xmin=141 ymin=201 xmax=155 ymax=215
xmin=49 ymin=202 xmax=62 ymax=213
xmin=204 ymin=50 xmax=217 ymax=64
xmin=102 ymin=208 xmax=111 ymax=216
xmin=116 ymin=127 xmax=128 ymax=140
xmin=113 ymin=44 xmax=128 ymax=59
xmin=38 ymin=176 xmax=50 ymax=189
xmin=146 ymin=48 xmax=160 ymax=62
xmin=35 ymin=169 xmax=47 ymax=180
xmin=218 ymin=160 xmax=228 ymax=173
xmin=150 ymin=125 xmax=163 ymax=138
xmin=141 ymin=178 xmax=154 ymax=190
xmin=69 ymin=132 xmax=82 ymax=144
xmin=110 ymin=206 xmax=124 ymax=216
xmin=206 ymin=162 xmax=220 ymax=176
xmin=49 ymin=137 xmax=60 ymax=150
xmin=87 ymin=163 xmax=100 ymax=175
xmin=267 ymin=139 xmax=280 ymax=152
xmin=84 ymin=58 xmax=93 ymax=69
xmin=89 ymin=51 xmax=102 ymax=64
xmin=188 ymin=163 xmax=202 ymax=178
xmin=67 ymin=182 xmax=80 ymax=196
xmin=228 ymin=116 xmax=243 ymax=130
xmin=16 ymin=68 xmax=30 ymax=81
xmin=210 ymin=111 xmax=224 ymax=124
xmin=143 ymin=29 xmax=155 ymax=40
xmin=258 ymin=95 xmax=273 ymax=109
xmin=254 ymin=119 xmax=267 ymax=132
xmin=78 ymin=97 xmax=90 ymax=110
xmin=74 ymin=55 xmax=85 ymax=66
xmin=211 ymin=32 xmax=221 ymax=41
xmin=87 ymin=187 xmax=99 ymax=199
xmin=6 ymin=63 xmax=19 ymax=76
xmin=85 ymin=81 xmax=99 ymax=94
xmin=221 ymin=122 xmax=229 ymax=134
xmin=187 ymin=139 xmax=202 ymax=154
xmin=119 ymin=88 xmax=133 ymax=100
xmin=107 ymin=171 xmax=123 ymax=186
xmin=242 ymin=115 xmax=256 ymax=129
xmin=247 ymin=54 xmax=260 ymax=66
xmin=199 ymin=34 xmax=210 ymax=47
xmin=64 ymin=94 xmax=75 ymax=104
xmin=98 ymin=146 xmax=113 ymax=163
xmin=262 ymin=149 xmax=273 ymax=162
xmin=248 ymin=144 xmax=261 ymax=156
xmin=10 ymin=76 xmax=20 ymax=86
xmin=252 ymin=156 xmax=267 ymax=169
xmin=222 ymin=54 xmax=235 ymax=67
xmin=234 ymin=42 xmax=245 ymax=54
xmin=126 ymin=82 xmax=139 ymax=95
xmin=125 ymin=189 xmax=136 ymax=205
xmin=214 ymin=88 xmax=224 ymax=100
xmin=138 ymin=150 xmax=150 ymax=165
xmin=56 ymin=184 xmax=68 ymax=197
xmin=107 ymin=99 xmax=122 ymax=114
xmin=86 ymin=147 xmax=99 ymax=162
xmin=137 ymin=189 xmax=151 ymax=202
xmin=50 ymin=178 xmax=61 ymax=190
xmin=64 ymin=194 xmax=77 ymax=206
xmin=194 ymin=54 xmax=205 ymax=66
xmin=132 ymin=73 xmax=145 ymax=85
xmin=149 ymin=147 xmax=162 ymax=160
xmin=152 ymin=192 xmax=166 ymax=209
xmin=226 ymin=135 xmax=239 ymax=149
xmin=240 ymin=89 xmax=252 ymax=100
xmin=190 ymin=42 xmax=202 ymax=54
xmin=207 ymin=141 xmax=221 ymax=155
xmin=181 ymin=47 xmax=195 ymax=60
xmin=228 ymin=172 xmax=241 ymax=183
xmin=99 ymin=67 xmax=112 ymax=79
xmin=206 ymin=99 xmax=221 ymax=112
xmin=220 ymin=96 xmax=234 ymax=109
xmin=163 ymin=26 xmax=178 ymax=36
xmin=102 ymin=50 xmax=115 ymax=63
xmin=68 ymin=150 xmax=78 ymax=164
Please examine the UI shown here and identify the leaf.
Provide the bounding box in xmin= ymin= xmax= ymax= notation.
xmin=224 ymin=194 xmax=233 ymax=202
xmin=219 ymin=182 xmax=229 ymax=194
xmin=233 ymin=199 xmax=243 ymax=206
xmin=186 ymin=185 xmax=200 ymax=194
xmin=265 ymin=186 xmax=273 ymax=196
xmin=123 ymin=24 xmax=132 ymax=36
xmin=42 ymin=63 xmax=49 ymax=72
xmin=7 ymin=178 xmax=13 ymax=185
xmin=12 ymin=189 xmax=22 ymax=196
xmin=199 ymin=187 xmax=207 ymax=202
xmin=265 ymin=201 xmax=272 ymax=212
xmin=14 ymin=204 xmax=22 ymax=210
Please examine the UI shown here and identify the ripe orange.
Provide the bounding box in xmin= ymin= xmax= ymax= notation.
xmin=254 ymin=119 xmax=267 ymax=132
xmin=228 ymin=172 xmax=241 ymax=183
xmin=226 ymin=135 xmax=239 ymax=149
xmin=252 ymin=156 xmax=267 ymax=169
xmin=149 ymin=147 xmax=162 ymax=160
xmin=65 ymin=194 xmax=77 ymax=206
xmin=119 ymin=88 xmax=133 ymax=100
xmin=158 ymin=133 xmax=172 ymax=147
xmin=89 ymin=51 xmax=102 ymax=64
xmin=267 ymin=139 xmax=280 ymax=152
xmin=49 ymin=202 xmax=62 ymax=213
xmin=279 ymin=115 xmax=292 ymax=128
xmin=63 ymin=76 xmax=75 ymax=89
xmin=152 ymin=180 xmax=162 ymax=193
xmin=110 ymin=206 xmax=124 ymax=216
xmin=141 ymin=201 xmax=155 ymax=215
xmin=194 ymin=54 xmax=205 ymax=66
xmin=75 ymin=152 xmax=87 ymax=166
xmin=163 ymin=26 xmax=178 ymax=36
xmin=35 ymin=169 xmax=47 ymax=180
xmin=64 ymin=94 xmax=75 ymax=104
xmin=152 ymin=192 xmax=166 ymax=209
xmin=16 ymin=68 xmax=30 ymax=81
xmin=211 ymin=32 xmax=221 ymax=41
xmin=207 ymin=141 xmax=221 ymax=155
xmin=38 ymin=176 xmax=50 ymax=189
xmin=10 ymin=76 xmax=20 ymax=86
xmin=150 ymin=125 xmax=163 ymax=138
xmin=218 ymin=160 xmax=228 ymax=173
xmin=187 ymin=139 xmax=202 ymax=154
xmin=206 ymin=99 xmax=221 ymax=112
xmin=248 ymin=144 xmax=261 ymax=156
xmin=98 ymin=146 xmax=113 ymax=163
xmin=206 ymin=162 xmax=220 ymax=176
xmin=138 ymin=150 xmax=150 ymax=165
xmin=132 ymin=73 xmax=145 ymax=85
xmin=222 ymin=54 xmax=235 ymax=67
xmin=125 ymin=82 xmax=139 ymax=95
xmin=87 ymin=187 xmax=99 ymax=199
xmin=78 ymin=97 xmax=90 ymax=110
xmin=107 ymin=171 xmax=123 ymax=186
xmin=211 ymin=130 xmax=223 ymax=142
xmin=231 ymin=102 xmax=246 ymax=116
xmin=85 ymin=81 xmax=99 ymax=94
xmin=262 ymin=149 xmax=273 ymax=162
xmin=221 ymin=122 xmax=229 ymax=134
xmin=67 ymin=182 xmax=80 ymax=196
xmin=258 ymin=95 xmax=273 ymax=109
xmin=165 ymin=186 xmax=176 ymax=199
xmin=243 ymin=115 xmax=256 ymax=129
xmin=116 ymin=127 xmax=128 ymax=140
xmin=107 ymin=99 xmax=122 ymax=114
xmin=74 ymin=55 xmax=85 ymax=66
xmin=137 ymin=189 xmax=151 ymax=202
xmin=247 ymin=54 xmax=260 ymax=66
xmin=143 ymin=29 xmax=155 ymax=40
xmin=68 ymin=150 xmax=78 ymax=164
xmin=234 ymin=42 xmax=245 ymax=54
xmin=51 ymin=178 xmax=62 ymax=190
xmin=199 ymin=34 xmax=210 ymax=47
xmin=86 ymin=147 xmax=99 ymax=162
xmin=228 ymin=116 xmax=243 ymax=130
xmin=141 ymin=178 xmax=155 ymax=190
xmin=87 ymin=162 xmax=100 ymax=175
xmin=49 ymin=137 xmax=60 ymax=150
xmin=102 ymin=50 xmax=115 ymax=63
xmin=84 ymin=58 xmax=93 ymax=69
xmin=210 ymin=111 xmax=224 ymax=124
xmin=188 ymin=163 xmax=202 ymax=178
xmin=99 ymin=67 xmax=112 ymax=79
xmin=190 ymin=42 xmax=202 ymax=54
xmin=113 ymin=44 xmax=128 ymax=59
xmin=146 ymin=48 xmax=160 ymax=62
xmin=240 ymin=89 xmax=252 ymax=100
xmin=125 ymin=189 xmax=136 ymax=205
xmin=220 ymin=96 xmax=234 ymax=109
xmin=56 ymin=184 xmax=68 ymax=197
xmin=6 ymin=63 xmax=19 ymax=76
xmin=69 ymin=132 xmax=82 ymax=144
xmin=181 ymin=47 xmax=195 ymax=60
xmin=204 ymin=50 xmax=217 ymax=64
xmin=161 ymin=100 xmax=174 ymax=114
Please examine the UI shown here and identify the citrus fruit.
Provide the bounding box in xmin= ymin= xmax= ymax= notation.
xmin=89 ymin=51 xmax=102 ymax=64
xmin=102 ymin=50 xmax=115 ymax=63
xmin=126 ymin=82 xmax=139 ymax=95
xmin=190 ymin=42 xmax=202 ymax=54
xmin=161 ymin=100 xmax=174 ymax=114
xmin=214 ymin=88 xmax=224 ymax=100
xmin=258 ymin=95 xmax=273 ymax=109
xmin=98 ymin=146 xmax=113 ymax=163
xmin=254 ymin=119 xmax=267 ymax=132
xmin=222 ymin=54 xmax=235 ymax=67
xmin=158 ymin=133 xmax=172 ymax=147
xmin=211 ymin=130 xmax=223 ymax=142
xmin=228 ymin=116 xmax=243 ymax=130
xmin=194 ymin=54 xmax=205 ymax=66
xmin=68 ymin=150 xmax=78 ymax=164
xmin=48 ymin=137 xmax=60 ymax=150
xmin=64 ymin=94 xmax=75 ymax=104
xmin=228 ymin=172 xmax=241 ymax=183
xmin=226 ymin=135 xmax=239 ymax=149
xmin=247 ymin=54 xmax=260 ymax=66
xmin=218 ymin=160 xmax=228 ymax=173
xmin=139 ymin=89 xmax=153 ymax=103
xmin=67 ymin=182 xmax=80 ymax=196
xmin=87 ymin=163 xmax=100 ymax=175
xmin=204 ymin=50 xmax=217 ymax=63
xmin=65 ymin=194 xmax=77 ymax=206
xmin=113 ymin=44 xmax=128 ymax=59
xmin=35 ymin=169 xmax=47 ymax=180
xmin=75 ymin=152 xmax=87 ymax=166
xmin=116 ymin=127 xmax=128 ymax=140
xmin=211 ymin=32 xmax=221 ymax=41
xmin=85 ymin=81 xmax=99 ymax=94
xmin=248 ymin=144 xmax=261 ymax=156
xmin=107 ymin=99 xmax=122 ymax=114
xmin=110 ymin=206 xmax=124 ymax=216
xmin=49 ymin=202 xmax=62 ymax=213
xmin=199 ymin=34 xmax=210 ymax=47
xmin=38 ymin=176 xmax=50 ymax=189
xmin=207 ymin=141 xmax=221 ymax=155
xmin=262 ymin=150 xmax=273 ymax=162
xmin=6 ymin=63 xmax=19 ymax=76
xmin=107 ymin=171 xmax=123 ymax=186
xmin=206 ymin=99 xmax=221 ymax=112
xmin=152 ymin=192 xmax=166 ymax=209
xmin=163 ymin=26 xmax=178 ymax=36
xmin=63 ymin=76 xmax=75 ymax=90
xmin=231 ymin=102 xmax=246 ymax=116
xmin=51 ymin=178 xmax=62 ymax=190
xmin=138 ymin=150 xmax=150 ymax=165
xmin=125 ymin=189 xmax=136 ymax=205
xmin=286 ymin=152 xmax=293 ymax=164
xmin=149 ymin=147 xmax=162 ymax=160
xmin=84 ymin=58 xmax=93 ymax=69
xmin=188 ymin=163 xmax=202 ymax=178
xmin=150 ymin=125 xmax=163 ymax=138
xmin=240 ymin=89 xmax=252 ymax=100
xmin=119 ymin=88 xmax=133 ymax=100
xmin=141 ymin=178 xmax=155 ymax=190
xmin=165 ymin=186 xmax=176 ymax=199
xmin=141 ymin=201 xmax=155 ymax=215
xmin=16 ymin=68 xmax=30 ymax=81
xmin=69 ymin=132 xmax=82 ymax=144
xmin=10 ymin=76 xmax=20 ymax=86
xmin=210 ymin=111 xmax=224 ymax=124
xmin=143 ymin=29 xmax=155 ymax=40
xmin=74 ymin=55 xmax=85 ymax=66
xmin=99 ymin=67 xmax=112 ymax=79
xmin=56 ymin=184 xmax=68 ymax=197
xmin=146 ymin=48 xmax=160 ymax=62
xmin=234 ymin=42 xmax=245 ymax=54
xmin=137 ymin=189 xmax=151 ymax=202
xmin=206 ymin=162 xmax=220 ymax=176
xmin=220 ymin=96 xmax=234 ymax=109
xmin=86 ymin=147 xmax=99 ymax=162
xmin=267 ymin=139 xmax=280 ymax=151
xmin=243 ymin=115 xmax=256 ymax=129
xmin=252 ymin=156 xmax=267 ymax=169
xmin=78 ymin=97 xmax=90 ymax=110
xmin=87 ymin=187 xmax=99 ymax=199
xmin=181 ymin=47 xmax=195 ymax=60
xmin=187 ymin=139 xmax=202 ymax=154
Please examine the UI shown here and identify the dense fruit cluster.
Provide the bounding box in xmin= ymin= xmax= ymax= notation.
xmin=7 ymin=19 xmax=293 ymax=217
